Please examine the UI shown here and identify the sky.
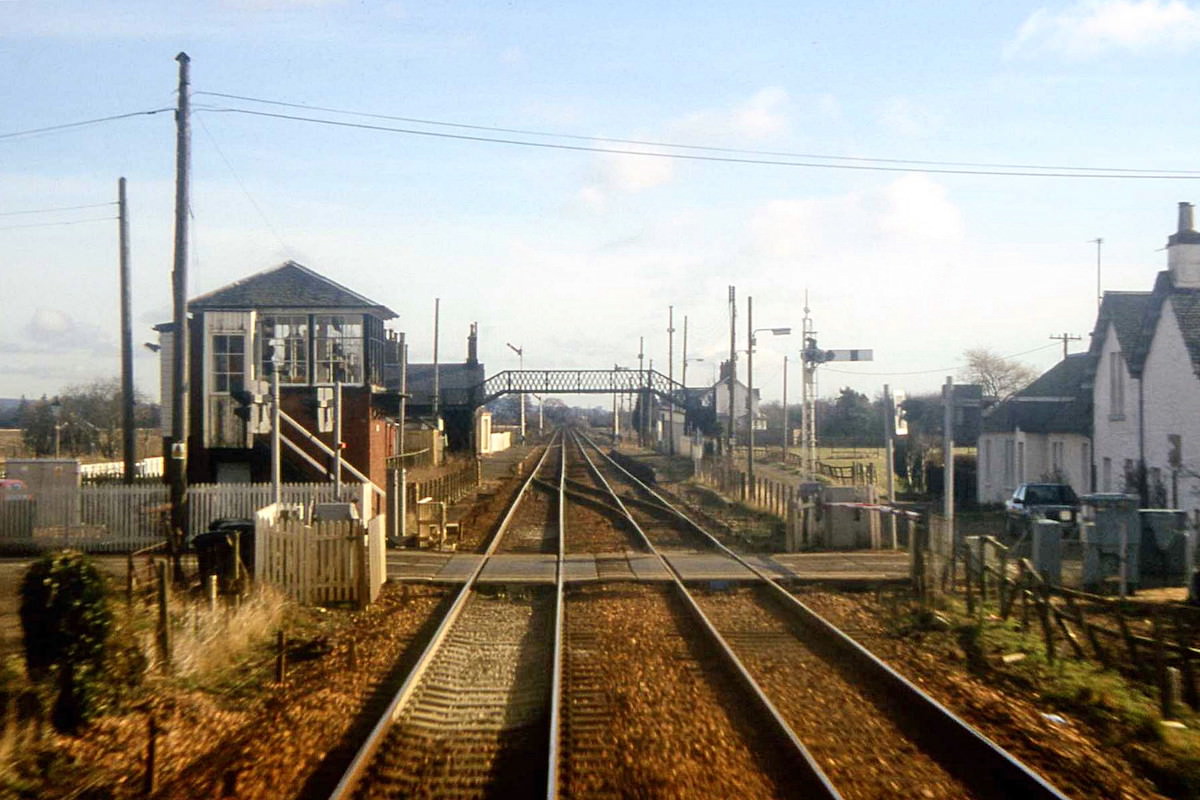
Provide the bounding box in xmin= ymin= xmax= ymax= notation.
xmin=4 ymin=0 xmax=1200 ymax=409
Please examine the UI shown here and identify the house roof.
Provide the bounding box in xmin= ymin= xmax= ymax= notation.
xmin=982 ymin=352 xmax=1093 ymax=435
xmin=1090 ymin=291 xmax=1152 ymax=360
xmin=188 ymin=261 xmax=397 ymax=319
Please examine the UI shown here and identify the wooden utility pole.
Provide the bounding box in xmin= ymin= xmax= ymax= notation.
xmin=432 ymin=298 xmax=441 ymax=421
xmin=1049 ymin=332 xmax=1081 ymax=360
xmin=667 ymin=306 xmax=675 ymax=456
xmin=943 ymin=376 xmax=955 ymax=525
xmin=747 ymin=296 xmax=755 ymax=485
xmin=782 ymin=356 xmax=788 ymax=463
xmin=168 ymin=52 xmax=192 ymax=562
xmin=727 ymin=285 xmax=736 ymax=457
xmin=118 ymin=177 xmax=135 ymax=485
xmin=399 ymin=333 xmax=407 ymax=540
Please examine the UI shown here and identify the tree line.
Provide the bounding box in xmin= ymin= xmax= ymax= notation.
xmin=3 ymin=378 xmax=161 ymax=459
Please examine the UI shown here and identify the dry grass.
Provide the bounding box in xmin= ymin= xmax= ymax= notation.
xmin=166 ymin=587 xmax=288 ymax=679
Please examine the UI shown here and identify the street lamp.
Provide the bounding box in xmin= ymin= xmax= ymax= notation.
xmin=506 ymin=342 xmax=525 ymax=443
xmin=50 ymin=397 xmax=63 ymax=459
xmin=747 ymin=302 xmax=791 ymax=486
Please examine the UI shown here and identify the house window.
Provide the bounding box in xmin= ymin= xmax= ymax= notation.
xmin=1051 ymin=441 xmax=1064 ymax=474
xmin=260 ymin=315 xmax=309 ymax=384
xmin=314 ymin=315 xmax=364 ymax=384
xmin=211 ymin=334 xmax=245 ymax=394
xmin=1109 ymin=352 xmax=1125 ymax=419
xmin=1102 ymin=457 xmax=1112 ymax=492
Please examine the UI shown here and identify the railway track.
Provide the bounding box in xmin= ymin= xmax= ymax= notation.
xmin=329 ymin=427 xmax=1069 ymax=800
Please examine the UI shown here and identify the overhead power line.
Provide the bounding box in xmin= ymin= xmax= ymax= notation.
xmin=0 ymin=108 xmax=172 ymax=141
xmin=196 ymin=90 xmax=1200 ymax=177
xmin=0 ymin=216 xmax=117 ymax=232
xmin=197 ymin=105 xmax=1200 ymax=180
xmin=0 ymin=202 xmax=116 ymax=217
xmin=821 ymin=342 xmax=1061 ymax=377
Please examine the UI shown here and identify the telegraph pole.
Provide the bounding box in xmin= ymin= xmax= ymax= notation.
xmin=399 ymin=334 xmax=408 ymax=540
xmin=943 ymin=376 xmax=955 ymax=526
xmin=118 ymin=177 xmax=135 ymax=485
xmin=782 ymin=356 xmax=788 ymax=463
xmin=667 ymin=306 xmax=675 ymax=456
xmin=432 ymin=298 xmax=441 ymax=421
xmin=747 ymin=296 xmax=755 ymax=485
xmin=1092 ymin=237 xmax=1103 ymax=309
xmin=168 ymin=52 xmax=192 ymax=560
xmin=1050 ymin=332 xmax=1081 ymax=360
xmin=727 ymin=285 xmax=736 ymax=458
xmin=638 ymin=336 xmax=645 ymax=447
xmin=681 ymin=315 xmax=689 ymax=388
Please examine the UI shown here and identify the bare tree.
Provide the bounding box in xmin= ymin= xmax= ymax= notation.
xmin=960 ymin=348 xmax=1037 ymax=400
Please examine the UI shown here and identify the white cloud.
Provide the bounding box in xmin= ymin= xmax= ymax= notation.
xmin=1008 ymin=0 xmax=1200 ymax=57
xmin=500 ymin=45 xmax=525 ymax=65
xmin=877 ymin=97 xmax=941 ymax=138
xmin=671 ymin=87 xmax=791 ymax=141
xmin=577 ymin=150 xmax=676 ymax=210
xmin=11 ymin=309 xmax=115 ymax=355
xmin=747 ymin=174 xmax=963 ymax=263
xmin=577 ymin=88 xmax=789 ymax=210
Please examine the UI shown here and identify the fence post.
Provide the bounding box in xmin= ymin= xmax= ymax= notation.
xmin=275 ymin=629 xmax=287 ymax=683
xmin=144 ymin=714 xmax=158 ymax=795
xmin=155 ymin=560 xmax=171 ymax=673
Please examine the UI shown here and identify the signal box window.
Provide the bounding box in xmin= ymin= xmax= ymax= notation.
xmin=212 ymin=334 xmax=245 ymax=394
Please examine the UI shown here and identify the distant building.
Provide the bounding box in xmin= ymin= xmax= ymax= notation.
xmin=977 ymin=354 xmax=1093 ymax=504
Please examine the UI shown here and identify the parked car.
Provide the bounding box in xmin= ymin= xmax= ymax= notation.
xmin=1004 ymin=482 xmax=1080 ymax=538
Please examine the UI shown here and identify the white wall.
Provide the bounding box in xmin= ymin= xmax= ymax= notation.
xmin=1141 ymin=298 xmax=1200 ymax=513
xmin=978 ymin=430 xmax=1091 ymax=504
xmin=1092 ymin=323 xmax=1141 ymax=493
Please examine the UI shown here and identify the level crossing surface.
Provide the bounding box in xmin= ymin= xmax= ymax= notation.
xmin=387 ymin=549 xmax=909 ymax=584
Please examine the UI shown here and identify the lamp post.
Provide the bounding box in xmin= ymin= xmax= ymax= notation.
xmin=50 ymin=398 xmax=63 ymax=459
xmin=747 ymin=297 xmax=791 ymax=486
xmin=506 ymin=342 xmax=525 ymax=442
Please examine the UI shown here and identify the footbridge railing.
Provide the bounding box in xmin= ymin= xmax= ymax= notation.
xmin=474 ymin=369 xmax=686 ymax=406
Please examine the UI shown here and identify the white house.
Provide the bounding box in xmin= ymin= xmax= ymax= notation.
xmin=977 ymin=353 xmax=1093 ymax=505
xmin=1091 ymin=202 xmax=1200 ymax=516
xmin=1089 ymin=291 xmax=1149 ymax=494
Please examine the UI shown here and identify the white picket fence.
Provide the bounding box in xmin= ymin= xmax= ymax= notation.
xmin=254 ymin=504 xmax=386 ymax=605
xmin=0 ymin=482 xmax=340 ymax=552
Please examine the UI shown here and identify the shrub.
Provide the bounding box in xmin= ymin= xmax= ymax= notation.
xmin=18 ymin=551 xmax=113 ymax=732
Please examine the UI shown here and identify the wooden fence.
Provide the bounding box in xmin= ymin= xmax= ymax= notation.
xmin=0 ymin=482 xmax=341 ymax=552
xmin=405 ymin=459 xmax=480 ymax=510
xmin=960 ymin=539 xmax=1200 ymax=716
xmin=693 ymin=459 xmax=913 ymax=551
xmin=254 ymin=505 xmax=385 ymax=606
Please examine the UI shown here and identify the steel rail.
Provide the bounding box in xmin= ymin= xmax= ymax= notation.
xmin=327 ymin=433 xmax=561 ymax=800
xmin=575 ymin=430 xmax=1071 ymax=800
xmin=545 ymin=437 xmax=566 ymax=799
xmin=566 ymin=429 xmax=841 ymax=799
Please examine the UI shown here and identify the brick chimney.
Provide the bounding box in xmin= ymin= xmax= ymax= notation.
xmin=1168 ymin=201 xmax=1200 ymax=288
